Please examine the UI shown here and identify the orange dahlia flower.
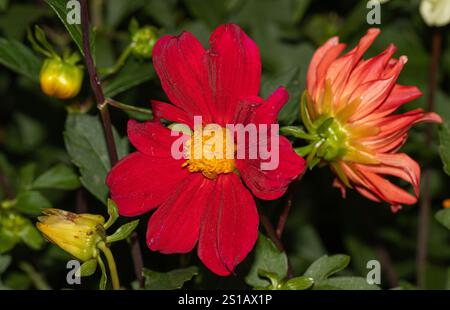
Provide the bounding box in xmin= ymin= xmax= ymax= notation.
xmin=299 ymin=28 xmax=442 ymax=212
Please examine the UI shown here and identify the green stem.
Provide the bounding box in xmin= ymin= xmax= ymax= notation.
xmin=99 ymin=46 xmax=132 ymax=78
xmin=98 ymin=242 xmax=120 ymax=290
xmin=106 ymin=98 xmax=153 ymax=116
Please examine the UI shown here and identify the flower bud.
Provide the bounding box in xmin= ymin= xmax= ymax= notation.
xmin=39 ymin=57 xmax=83 ymax=99
xmin=443 ymin=199 xmax=450 ymax=209
xmin=130 ymin=26 xmax=158 ymax=58
xmin=420 ymin=0 xmax=450 ymax=27
xmin=36 ymin=209 xmax=106 ymax=262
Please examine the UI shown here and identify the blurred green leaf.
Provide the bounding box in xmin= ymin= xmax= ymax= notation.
xmin=143 ymin=0 xmax=178 ymax=29
xmin=183 ymin=0 xmax=230 ymax=28
xmin=64 ymin=114 xmax=128 ymax=203
xmin=103 ymin=59 xmax=155 ymax=97
xmin=0 ymin=4 xmax=49 ymax=40
xmin=80 ymin=259 xmax=97 ymax=277
xmin=0 ymin=255 xmax=11 ymax=274
xmin=19 ymin=223 xmax=44 ymax=250
xmin=314 ymin=277 xmax=380 ymax=290
xmin=0 ymin=0 xmax=9 ymax=12
xmin=0 ymin=38 xmax=41 ymax=82
xmin=44 ymin=0 xmax=95 ymax=57
xmin=435 ymin=208 xmax=450 ymax=230
xmin=105 ymin=0 xmax=147 ymax=29
xmin=281 ymin=276 xmax=314 ymax=290
xmin=4 ymin=113 xmax=46 ymax=154
xmin=292 ymin=0 xmax=311 ymax=23
xmin=106 ymin=220 xmax=139 ymax=243
xmin=245 ymin=233 xmax=288 ymax=288
xmin=304 ymin=254 xmax=350 ymax=283
xmin=3 ymin=272 xmax=31 ymax=290
xmin=0 ymin=234 xmax=15 ymax=253
xmin=439 ymin=122 xmax=450 ymax=176
xmin=32 ymin=164 xmax=80 ymax=190
xmin=18 ymin=163 xmax=36 ymax=192
xmin=344 ymin=236 xmax=379 ymax=277
xmin=15 ymin=190 xmax=51 ymax=216
xmin=0 ymin=212 xmax=43 ymax=252
xmin=262 ymin=67 xmax=301 ymax=125
xmin=143 ymin=266 xmax=198 ymax=290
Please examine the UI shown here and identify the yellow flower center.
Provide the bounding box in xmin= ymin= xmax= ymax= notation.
xmin=182 ymin=126 xmax=235 ymax=179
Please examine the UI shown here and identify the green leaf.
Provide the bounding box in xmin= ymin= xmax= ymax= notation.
xmin=44 ymin=0 xmax=95 ymax=57
xmin=15 ymin=191 xmax=51 ymax=216
xmin=106 ymin=220 xmax=139 ymax=243
xmin=262 ymin=67 xmax=302 ymax=125
xmin=0 ymin=255 xmax=11 ymax=274
xmin=32 ymin=164 xmax=81 ymax=190
xmin=435 ymin=208 xmax=450 ymax=230
xmin=104 ymin=199 xmax=119 ymax=230
xmin=0 ymin=4 xmax=49 ymax=40
xmin=182 ymin=0 xmax=230 ymax=27
xmin=0 ymin=0 xmax=9 ymax=12
xmin=439 ymin=122 xmax=450 ymax=176
xmin=103 ymin=59 xmax=155 ymax=97
xmin=313 ymin=277 xmax=380 ymax=290
xmin=18 ymin=163 xmax=36 ymax=192
xmin=245 ymin=233 xmax=288 ymax=288
xmin=0 ymin=38 xmax=41 ymax=82
xmin=19 ymin=222 xmax=44 ymax=250
xmin=304 ymin=254 xmax=350 ymax=283
xmin=0 ymin=234 xmax=16 ymax=254
xmin=79 ymin=259 xmax=97 ymax=277
xmin=143 ymin=266 xmax=198 ymax=290
xmin=4 ymin=113 xmax=46 ymax=154
xmin=281 ymin=276 xmax=314 ymax=290
xmin=63 ymin=114 xmax=128 ymax=203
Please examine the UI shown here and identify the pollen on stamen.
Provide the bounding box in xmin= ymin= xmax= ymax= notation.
xmin=182 ymin=127 xmax=236 ymax=179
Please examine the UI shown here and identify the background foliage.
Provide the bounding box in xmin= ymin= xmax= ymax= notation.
xmin=0 ymin=0 xmax=449 ymax=290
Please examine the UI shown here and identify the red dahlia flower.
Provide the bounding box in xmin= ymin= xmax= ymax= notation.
xmin=300 ymin=28 xmax=442 ymax=212
xmin=106 ymin=24 xmax=305 ymax=275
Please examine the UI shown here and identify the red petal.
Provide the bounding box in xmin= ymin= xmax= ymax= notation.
xmin=198 ymin=174 xmax=259 ymax=276
xmin=249 ymin=87 xmax=289 ymax=124
xmin=127 ymin=119 xmax=189 ymax=158
xmin=207 ymin=24 xmax=261 ymax=125
xmin=236 ymin=136 xmax=305 ymax=200
xmin=152 ymin=32 xmax=213 ymax=123
xmin=106 ymin=152 xmax=189 ymax=216
xmin=151 ymin=100 xmax=193 ymax=128
xmin=146 ymin=174 xmax=213 ymax=253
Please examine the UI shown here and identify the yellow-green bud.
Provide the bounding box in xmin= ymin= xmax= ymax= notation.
xmin=36 ymin=209 xmax=105 ymax=262
xmin=130 ymin=26 xmax=158 ymax=59
xmin=39 ymin=57 xmax=83 ymax=100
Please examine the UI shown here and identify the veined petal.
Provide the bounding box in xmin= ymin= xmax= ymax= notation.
xmin=106 ymin=152 xmax=189 ymax=216
xmin=198 ymin=174 xmax=258 ymax=276
xmin=236 ymin=136 xmax=305 ymax=200
xmin=146 ymin=174 xmax=213 ymax=253
xmin=127 ymin=120 xmax=189 ymax=158
xmin=326 ymin=28 xmax=380 ymax=104
xmin=151 ymin=100 xmax=194 ymax=128
xmin=152 ymin=32 xmax=213 ymax=122
xmin=307 ymin=36 xmax=345 ymax=99
xmin=207 ymin=24 xmax=261 ymax=124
